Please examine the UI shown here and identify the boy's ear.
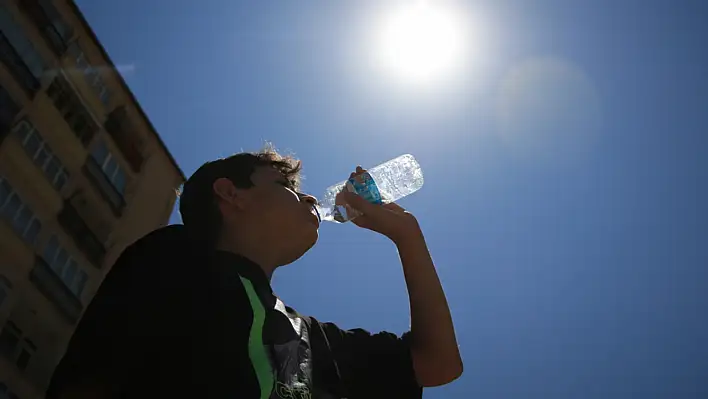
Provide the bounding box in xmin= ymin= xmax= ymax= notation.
xmin=213 ymin=178 xmax=247 ymax=210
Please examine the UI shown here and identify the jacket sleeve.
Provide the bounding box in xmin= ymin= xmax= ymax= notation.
xmin=310 ymin=317 xmax=423 ymax=399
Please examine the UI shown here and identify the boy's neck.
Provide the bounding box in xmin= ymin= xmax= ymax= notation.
xmin=216 ymin=228 xmax=278 ymax=280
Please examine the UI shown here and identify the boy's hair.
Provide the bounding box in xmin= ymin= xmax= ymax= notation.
xmin=178 ymin=146 xmax=302 ymax=245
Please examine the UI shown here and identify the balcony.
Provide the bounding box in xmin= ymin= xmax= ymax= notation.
xmin=0 ymin=32 xmax=40 ymax=95
xmin=19 ymin=0 xmax=72 ymax=56
xmin=83 ymin=157 xmax=125 ymax=216
xmin=105 ymin=107 xmax=144 ymax=172
xmin=30 ymin=256 xmax=83 ymax=323
xmin=46 ymin=77 xmax=98 ymax=146
xmin=57 ymin=200 xmax=105 ymax=268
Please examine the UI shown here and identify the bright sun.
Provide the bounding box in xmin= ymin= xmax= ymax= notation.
xmin=376 ymin=2 xmax=467 ymax=84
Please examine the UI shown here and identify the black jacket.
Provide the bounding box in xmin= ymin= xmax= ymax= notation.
xmin=46 ymin=225 xmax=422 ymax=398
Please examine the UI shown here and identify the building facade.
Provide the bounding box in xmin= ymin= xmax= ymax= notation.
xmin=0 ymin=1 xmax=184 ymax=397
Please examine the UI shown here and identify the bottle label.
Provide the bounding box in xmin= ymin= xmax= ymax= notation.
xmin=346 ymin=172 xmax=383 ymax=205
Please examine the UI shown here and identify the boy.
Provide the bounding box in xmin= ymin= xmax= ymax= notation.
xmin=47 ymin=148 xmax=462 ymax=398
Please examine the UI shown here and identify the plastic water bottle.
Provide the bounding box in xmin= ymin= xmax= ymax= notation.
xmin=316 ymin=154 xmax=424 ymax=223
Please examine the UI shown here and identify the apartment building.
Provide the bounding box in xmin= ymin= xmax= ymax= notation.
xmin=0 ymin=1 xmax=185 ymax=397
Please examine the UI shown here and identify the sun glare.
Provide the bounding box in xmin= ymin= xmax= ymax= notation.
xmin=376 ymin=2 xmax=467 ymax=85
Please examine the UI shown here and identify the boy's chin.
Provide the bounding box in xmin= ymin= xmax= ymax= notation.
xmin=281 ymin=234 xmax=318 ymax=266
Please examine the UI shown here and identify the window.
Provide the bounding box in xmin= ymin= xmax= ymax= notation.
xmin=91 ymin=139 xmax=127 ymax=195
xmin=37 ymin=0 xmax=72 ymax=43
xmin=0 ymin=321 xmax=35 ymax=373
xmin=67 ymin=42 xmax=111 ymax=106
xmin=84 ymin=140 xmax=126 ymax=214
xmin=18 ymin=0 xmax=72 ymax=57
xmin=104 ymin=107 xmax=144 ymax=172
xmin=0 ymin=176 xmax=42 ymax=246
xmin=0 ymin=85 xmax=19 ymax=136
xmin=0 ymin=276 xmax=11 ymax=308
xmin=43 ymin=236 xmax=88 ymax=298
xmin=46 ymin=77 xmax=98 ymax=146
xmin=0 ymin=5 xmax=45 ymax=90
xmin=71 ymin=271 xmax=88 ymax=298
xmin=13 ymin=120 xmax=69 ymax=192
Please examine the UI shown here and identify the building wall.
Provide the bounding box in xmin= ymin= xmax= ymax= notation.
xmin=0 ymin=1 xmax=184 ymax=398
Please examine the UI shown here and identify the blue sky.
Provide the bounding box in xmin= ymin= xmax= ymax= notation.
xmin=76 ymin=1 xmax=708 ymax=397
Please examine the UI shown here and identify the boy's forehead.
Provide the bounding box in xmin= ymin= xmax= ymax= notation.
xmin=252 ymin=165 xmax=285 ymax=181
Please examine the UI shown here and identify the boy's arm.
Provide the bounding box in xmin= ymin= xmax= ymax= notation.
xmin=341 ymin=189 xmax=463 ymax=387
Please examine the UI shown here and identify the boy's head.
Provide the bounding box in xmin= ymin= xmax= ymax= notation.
xmin=179 ymin=147 xmax=320 ymax=266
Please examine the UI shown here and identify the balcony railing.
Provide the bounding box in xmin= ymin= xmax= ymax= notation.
xmin=57 ymin=200 xmax=106 ymax=268
xmin=83 ymin=157 xmax=125 ymax=216
xmin=19 ymin=0 xmax=71 ymax=56
xmin=30 ymin=256 xmax=83 ymax=323
xmin=0 ymin=32 xmax=40 ymax=95
xmin=105 ymin=107 xmax=144 ymax=172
